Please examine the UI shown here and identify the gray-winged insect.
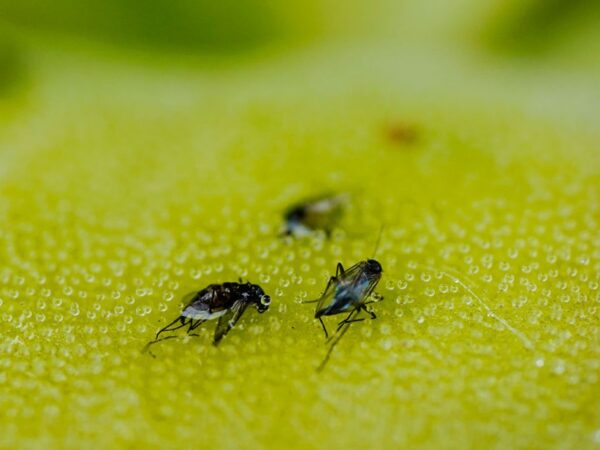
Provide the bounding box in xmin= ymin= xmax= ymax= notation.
xmin=304 ymin=229 xmax=385 ymax=371
xmin=144 ymin=281 xmax=271 ymax=356
xmin=282 ymin=193 xmax=348 ymax=237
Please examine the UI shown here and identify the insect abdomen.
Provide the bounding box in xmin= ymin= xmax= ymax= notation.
xmin=181 ymin=306 xmax=228 ymax=321
xmin=317 ymin=293 xmax=357 ymax=317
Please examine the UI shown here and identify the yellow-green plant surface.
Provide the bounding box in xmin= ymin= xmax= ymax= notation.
xmin=0 ymin=1 xmax=599 ymax=449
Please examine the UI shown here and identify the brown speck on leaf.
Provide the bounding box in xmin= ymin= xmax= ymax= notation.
xmin=385 ymin=122 xmax=419 ymax=146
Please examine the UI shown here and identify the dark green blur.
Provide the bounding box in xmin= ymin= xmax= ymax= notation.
xmin=0 ymin=0 xmax=598 ymax=71
xmin=487 ymin=0 xmax=600 ymax=55
xmin=0 ymin=36 xmax=24 ymax=94
xmin=0 ymin=0 xmax=295 ymax=53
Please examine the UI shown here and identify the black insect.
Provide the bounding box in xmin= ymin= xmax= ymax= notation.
xmin=305 ymin=258 xmax=384 ymax=371
xmin=282 ymin=193 xmax=348 ymax=237
xmin=144 ymin=281 xmax=271 ymax=355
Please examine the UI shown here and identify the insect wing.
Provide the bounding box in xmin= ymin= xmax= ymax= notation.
xmin=315 ymin=261 xmax=362 ymax=313
xmin=339 ymin=261 xmax=364 ymax=281
xmin=348 ymin=263 xmax=381 ymax=304
xmin=340 ymin=261 xmax=369 ymax=294
xmin=180 ymin=291 xmax=199 ymax=306
xmin=314 ymin=282 xmax=337 ymax=314
xmin=306 ymin=195 xmax=339 ymax=213
xmin=213 ymin=300 xmax=249 ymax=345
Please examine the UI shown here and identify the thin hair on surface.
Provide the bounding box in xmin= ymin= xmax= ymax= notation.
xmin=418 ymin=264 xmax=534 ymax=351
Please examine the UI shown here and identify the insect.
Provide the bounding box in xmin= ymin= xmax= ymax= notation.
xmin=305 ymin=258 xmax=384 ymax=371
xmin=309 ymin=259 xmax=384 ymax=337
xmin=144 ymin=281 xmax=271 ymax=355
xmin=282 ymin=193 xmax=348 ymax=237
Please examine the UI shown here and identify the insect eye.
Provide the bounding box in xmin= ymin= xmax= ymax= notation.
xmin=260 ymin=295 xmax=271 ymax=306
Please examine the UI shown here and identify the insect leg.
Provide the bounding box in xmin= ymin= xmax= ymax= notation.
xmin=142 ymin=335 xmax=180 ymax=358
xmin=337 ymin=309 xmax=362 ymax=325
xmin=361 ymin=286 xmax=383 ymax=310
xmin=142 ymin=317 xmax=190 ymax=356
xmin=318 ymin=317 xmax=329 ymax=339
xmin=336 ymin=263 xmax=345 ymax=277
xmin=370 ymin=292 xmax=384 ymax=302
xmin=362 ymin=299 xmax=381 ymax=306
xmin=323 ymin=275 xmax=338 ymax=296
xmin=362 ymin=280 xmax=383 ymax=304
xmin=361 ymin=305 xmax=377 ymax=319
xmin=336 ymin=318 xmax=364 ymax=333
xmin=155 ymin=316 xmax=188 ymax=340
xmin=358 ymin=282 xmax=380 ymax=319
xmin=332 ymin=309 xmax=363 ymax=336
xmin=188 ymin=319 xmax=206 ymax=332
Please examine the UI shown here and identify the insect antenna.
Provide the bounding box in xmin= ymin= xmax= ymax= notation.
xmin=371 ymin=224 xmax=385 ymax=258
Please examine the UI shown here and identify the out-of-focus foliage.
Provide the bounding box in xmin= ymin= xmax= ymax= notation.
xmin=476 ymin=0 xmax=600 ymax=77
xmin=0 ymin=35 xmax=23 ymax=94
xmin=486 ymin=0 xmax=600 ymax=56
xmin=0 ymin=0 xmax=325 ymax=52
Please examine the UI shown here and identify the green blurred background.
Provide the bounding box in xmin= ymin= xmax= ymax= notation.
xmin=2 ymin=0 xmax=600 ymax=57
xmin=1 ymin=0 xmax=600 ymax=96
xmin=0 ymin=0 xmax=599 ymax=102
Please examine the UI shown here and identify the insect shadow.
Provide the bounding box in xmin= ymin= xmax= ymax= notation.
xmin=143 ymin=280 xmax=271 ymax=357
xmin=304 ymin=227 xmax=385 ymax=371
